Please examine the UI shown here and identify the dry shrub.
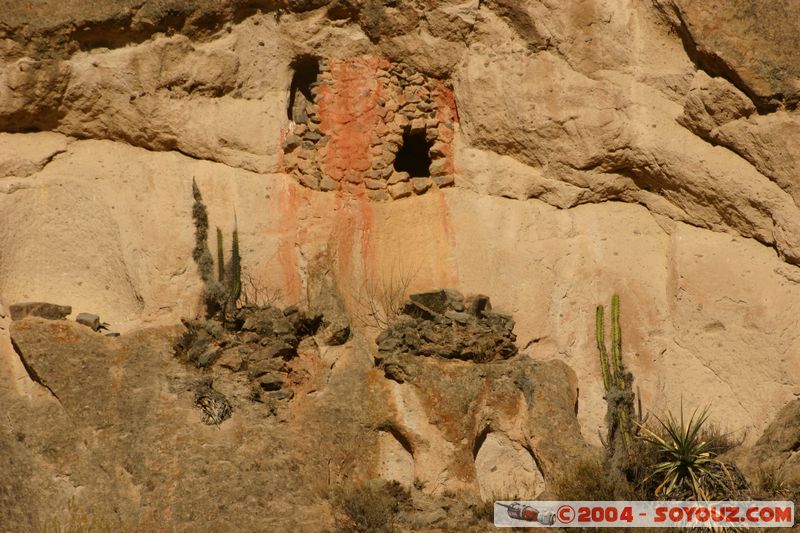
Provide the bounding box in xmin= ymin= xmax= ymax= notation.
xmin=555 ymin=456 xmax=624 ymax=501
xmin=237 ymin=268 xmax=282 ymax=308
xmin=753 ymin=464 xmax=799 ymax=499
xmin=333 ymin=480 xmax=411 ymax=533
xmin=353 ymin=264 xmax=417 ymax=330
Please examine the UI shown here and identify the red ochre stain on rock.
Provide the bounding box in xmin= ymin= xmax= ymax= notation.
xmin=317 ymin=57 xmax=390 ymax=186
xmin=433 ymin=80 xmax=457 ymax=175
xmin=329 ymin=192 xmax=377 ymax=282
xmin=274 ymin=184 xmax=312 ymax=303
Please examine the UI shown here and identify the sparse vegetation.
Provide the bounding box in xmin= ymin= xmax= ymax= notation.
xmin=596 ymin=294 xmax=637 ymax=464
xmin=238 ymin=268 xmax=283 ymax=308
xmin=638 ymin=403 xmax=747 ymax=500
xmin=190 ymin=179 xmax=243 ymax=324
xmin=333 ymin=480 xmax=411 ymax=533
xmin=555 ymin=455 xmax=625 ymax=501
xmin=353 ymin=264 xmax=417 ymax=329
xmin=191 ymin=178 xmax=225 ymax=318
xmin=560 ymin=294 xmax=751 ymax=504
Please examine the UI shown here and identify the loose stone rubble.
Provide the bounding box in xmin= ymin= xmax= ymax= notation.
xmin=375 ymin=290 xmax=518 ymax=382
xmin=281 ymin=57 xmax=457 ymax=200
xmin=173 ymin=305 xmax=324 ymax=414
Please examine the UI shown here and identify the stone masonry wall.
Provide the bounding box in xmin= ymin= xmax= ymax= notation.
xmin=281 ymin=56 xmax=457 ymax=201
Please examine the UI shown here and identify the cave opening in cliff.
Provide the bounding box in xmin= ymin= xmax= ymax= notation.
xmin=393 ymin=130 xmax=432 ymax=177
xmin=287 ymin=55 xmax=320 ymax=123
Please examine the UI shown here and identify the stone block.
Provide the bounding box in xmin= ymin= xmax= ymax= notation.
xmin=388 ymin=181 xmax=412 ymax=199
xmin=372 ymin=154 xmax=393 ymax=169
xmin=402 ymin=300 xmax=437 ymax=321
xmin=388 ymin=171 xmax=410 ymax=185
xmin=217 ymin=350 xmax=244 ymax=372
xmin=262 ymin=341 xmax=296 ymax=359
xmin=282 ymin=134 xmax=301 ymax=152
xmin=409 ymin=118 xmax=426 ymax=134
xmin=394 ymin=114 xmax=409 ymax=130
xmin=367 ymin=189 xmax=390 ymax=202
xmin=411 ymin=177 xmax=431 ymax=194
xmin=299 ymin=173 xmax=320 ymax=190
xmin=272 ymin=318 xmax=292 ymax=336
xmin=468 ymin=295 xmax=492 ymax=318
xmin=432 ymin=174 xmax=455 ymax=188
xmin=319 ymin=176 xmax=338 ymax=191
xmin=429 ymin=158 xmax=449 ymax=176
xmin=10 ymin=302 xmax=71 ymax=321
xmin=343 ymin=170 xmax=362 ymax=184
xmin=410 ymin=291 xmax=452 ymax=314
xmin=445 ymin=310 xmax=470 ymax=325
xmin=196 ymin=346 xmax=221 ymax=368
xmin=364 ymin=178 xmax=385 ymax=190
xmin=269 ymin=389 xmax=294 ymax=401
xmin=403 ymin=87 xmax=421 ymax=103
xmin=443 ymin=288 xmax=465 ymax=311
xmin=430 ymin=141 xmax=447 ymax=158
xmin=75 ymin=312 xmax=101 ymax=331
xmin=343 ymin=182 xmax=362 ymax=195
xmin=385 ymin=133 xmax=403 ymax=146
xmin=258 ymin=372 xmax=284 ymax=392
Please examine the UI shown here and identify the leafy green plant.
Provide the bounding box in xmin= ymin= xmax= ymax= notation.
xmin=638 ymin=403 xmax=733 ymax=500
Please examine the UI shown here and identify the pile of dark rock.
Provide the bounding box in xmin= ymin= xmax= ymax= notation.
xmin=375 ymin=290 xmax=518 ymax=376
xmin=174 ymin=305 xmax=324 ymax=419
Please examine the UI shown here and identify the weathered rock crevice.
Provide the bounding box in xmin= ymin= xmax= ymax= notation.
xmin=9 ymin=335 xmax=63 ymax=406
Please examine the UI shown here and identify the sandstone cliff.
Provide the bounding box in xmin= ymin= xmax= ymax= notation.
xmin=1 ymin=1 xmax=799 ymax=530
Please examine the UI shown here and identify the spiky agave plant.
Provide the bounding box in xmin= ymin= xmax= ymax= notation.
xmin=638 ymin=402 xmax=731 ymax=500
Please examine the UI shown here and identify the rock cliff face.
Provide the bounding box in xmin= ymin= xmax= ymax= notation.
xmin=2 ymin=1 xmax=800 ymax=530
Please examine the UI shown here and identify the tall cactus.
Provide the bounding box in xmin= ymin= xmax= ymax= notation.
xmin=596 ymin=304 xmax=611 ymax=391
xmin=228 ymin=218 xmax=241 ymax=310
xmin=216 ymin=228 xmax=225 ymax=283
xmin=611 ymin=294 xmax=624 ymax=390
xmin=596 ymin=294 xmax=635 ymax=460
xmin=189 ymin=179 xmax=242 ymax=323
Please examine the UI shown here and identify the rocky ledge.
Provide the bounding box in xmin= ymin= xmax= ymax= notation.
xmin=375 ymin=290 xmax=518 ymax=381
xmin=174 ymin=304 xmax=328 ymax=414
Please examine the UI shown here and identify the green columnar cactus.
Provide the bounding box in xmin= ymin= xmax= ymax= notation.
xmin=611 ymin=294 xmax=624 ymax=390
xmin=596 ymin=304 xmax=611 ymax=391
xmin=596 ymin=294 xmax=634 ymax=458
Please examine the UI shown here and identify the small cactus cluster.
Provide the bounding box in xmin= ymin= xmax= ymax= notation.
xmin=596 ymin=294 xmax=636 ymax=461
xmin=191 ymin=178 xmax=242 ymax=322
